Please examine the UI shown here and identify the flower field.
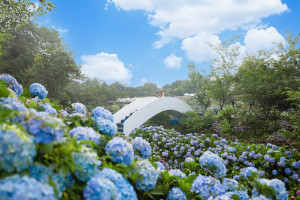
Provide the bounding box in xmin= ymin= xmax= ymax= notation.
xmin=0 ymin=73 xmax=299 ymax=200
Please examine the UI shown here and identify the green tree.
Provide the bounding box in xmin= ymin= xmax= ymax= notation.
xmin=0 ymin=0 xmax=55 ymax=32
xmin=187 ymin=63 xmax=211 ymax=107
xmin=236 ymin=33 xmax=300 ymax=112
xmin=0 ymin=21 xmax=83 ymax=100
xmin=209 ymin=36 xmax=240 ymax=107
xmin=0 ymin=0 xmax=55 ymax=54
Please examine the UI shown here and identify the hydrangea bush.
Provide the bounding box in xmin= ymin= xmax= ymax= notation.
xmin=0 ymin=74 xmax=298 ymax=200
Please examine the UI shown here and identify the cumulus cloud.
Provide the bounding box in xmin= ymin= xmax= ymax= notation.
xmin=181 ymin=33 xmax=221 ymax=63
xmin=81 ymin=52 xmax=132 ymax=83
xmin=244 ymin=26 xmax=286 ymax=52
xmin=108 ymin=0 xmax=288 ymax=49
xmin=181 ymin=27 xmax=285 ymax=63
xmin=164 ymin=54 xmax=182 ymax=69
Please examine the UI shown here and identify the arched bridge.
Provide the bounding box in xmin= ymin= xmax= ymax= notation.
xmin=114 ymin=97 xmax=193 ymax=136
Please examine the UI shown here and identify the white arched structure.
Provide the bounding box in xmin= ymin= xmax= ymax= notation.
xmin=114 ymin=97 xmax=193 ymax=136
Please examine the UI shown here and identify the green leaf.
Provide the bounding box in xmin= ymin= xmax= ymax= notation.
xmin=149 ymin=187 xmax=165 ymax=196
xmin=40 ymin=143 xmax=54 ymax=153
xmin=0 ymin=81 xmax=9 ymax=98
xmin=231 ymin=194 xmax=241 ymax=200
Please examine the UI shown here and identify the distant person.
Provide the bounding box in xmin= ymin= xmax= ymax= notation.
xmin=156 ymin=88 xmax=164 ymax=98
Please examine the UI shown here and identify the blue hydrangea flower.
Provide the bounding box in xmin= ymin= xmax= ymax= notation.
xmin=199 ymin=151 xmax=226 ymax=178
xmin=272 ymin=170 xmax=278 ymax=176
xmin=251 ymin=195 xmax=272 ymax=200
xmin=96 ymin=168 xmax=138 ymax=200
xmin=29 ymin=162 xmax=74 ymax=198
xmin=191 ymin=175 xmax=225 ymax=199
xmin=291 ymin=173 xmax=298 ymax=180
xmin=0 ymin=97 xmax=26 ymax=111
xmin=29 ymin=83 xmax=48 ymax=99
xmin=169 ymin=169 xmax=187 ymax=179
xmin=72 ymin=102 xmax=86 ymax=115
xmin=68 ymin=126 xmax=100 ymax=144
xmin=94 ymin=118 xmax=117 ymax=136
xmin=241 ymin=167 xmax=258 ymax=179
xmin=73 ymin=147 xmax=101 ymax=182
xmin=255 ymin=178 xmax=288 ymax=200
xmin=284 ymin=168 xmax=291 ymax=175
xmin=132 ymin=137 xmax=152 ymax=158
xmin=166 ymin=187 xmax=187 ymax=200
xmin=16 ymin=109 xmax=66 ymax=144
xmin=0 ymin=74 xmax=23 ymax=97
xmin=84 ymin=176 xmax=116 ymax=200
xmin=42 ymin=103 xmax=57 ymax=115
xmin=222 ymin=178 xmax=239 ymax=191
xmin=225 ymin=191 xmax=249 ymax=200
xmin=185 ymin=157 xmax=194 ymax=162
xmin=292 ymin=161 xmax=300 ymax=168
xmin=213 ymin=195 xmax=231 ymax=200
xmin=154 ymin=161 xmax=165 ymax=170
xmin=227 ymin=147 xmax=236 ymax=153
xmin=91 ymin=107 xmax=114 ymax=122
xmin=135 ymin=160 xmax=159 ymax=191
xmin=105 ymin=137 xmax=134 ymax=165
xmin=0 ymin=124 xmax=36 ymax=173
xmin=0 ymin=175 xmax=56 ymax=200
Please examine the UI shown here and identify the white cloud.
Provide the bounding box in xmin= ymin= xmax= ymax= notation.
xmin=81 ymin=52 xmax=132 ymax=84
xmin=51 ymin=25 xmax=68 ymax=34
xmin=164 ymin=54 xmax=182 ymax=69
xmin=141 ymin=78 xmax=147 ymax=84
xmin=108 ymin=0 xmax=288 ymax=49
xmin=181 ymin=33 xmax=221 ymax=63
xmin=244 ymin=26 xmax=286 ymax=52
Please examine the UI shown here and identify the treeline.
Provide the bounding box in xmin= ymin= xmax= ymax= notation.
xmin=188 ymin=35 xmax=300 ymax=113
xmin=0 ymin=21 xmax=195 ymax=111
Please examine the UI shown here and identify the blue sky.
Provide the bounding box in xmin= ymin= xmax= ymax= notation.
xmin=36 ymin=0 xmax=300 ymax=87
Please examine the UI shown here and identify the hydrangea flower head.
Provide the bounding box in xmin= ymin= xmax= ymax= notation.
xmin=71 ymin=102 xmax=86 ymax=115
xmin=17 ymin=109 xmax=66 ymax=144
xmin=154 ymin=161 xmax=166 ymax=170
xmin=0 ymin=175 xmax=56 ymax=200
xmin=132 ymin=137 xmax=152 ymax=158
xmin=0 ymin=97 xmax=26 ymax=111
xmin=0 ymin=73 xmax=23 ymax=97
xmin=0 ymin=124 xmax=36 ymax=172
xmin=241 ymin=167 xmax=258 ymax=179
xmin=29 ymin=83 xmax=48 ymax=99
xmin=166 ymin=187 xmax=187 ymax=200
xmin=191 ymin=175 xmax=225 ymax=199
xmin=199 ymin=151 xmax=226 ymax=178
xmin=94 ymin=118 xmax=117 ymax=136
xmin=185 ymin=157 xmax=194 ymax=162
xmin=222 ymin=178 xmax=239 ymax=191
xmin=72 ymin=147 xmax=101 ymax=182
xmin=255 ymin=178 xmax=288 ymax=200
xmin=169 ymin=169 xmax=187 ymax=179
xmin=96 ymin=168 xmax=138 ymax=200
xmin=84 ymin=176 xmax=116 ymax=200
xmin=29 ymin=162 xmax=74 ymax=198
xmin=225 ymin=191 xmax=249 ymax=200
xmin=227 ymin=147 xmax=236 ymax=153
xmin=135 ymin=160 xmax=159 ymax=191
xmin=91 ymin=107 xmax=114 ymax=122
xmin=68 ymin=126 xmax=100 ymax=144
xmin=42 ymin=103 xmax=57 ymax=115
xmin=105 ymin=137 xmax=134 ymax=165
xmin=284 ymin=168 xmax=291 ymax=175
